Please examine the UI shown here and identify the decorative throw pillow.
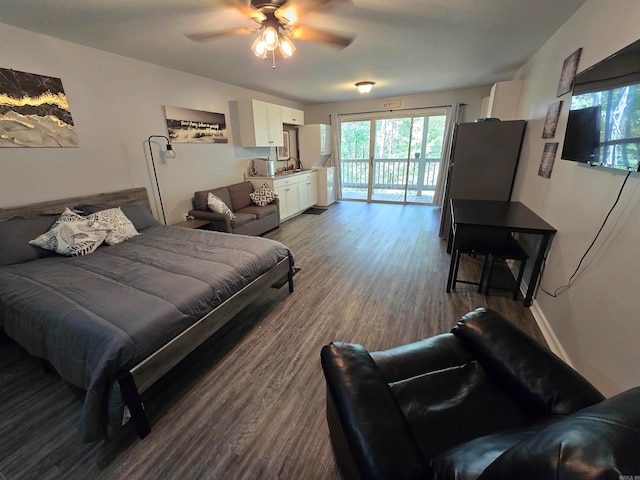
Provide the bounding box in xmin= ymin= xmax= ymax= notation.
xmin=87 ymin=207 xmax=139 ymax=245
xmin=250 ymin=183 xmax=278 ymax=207
xmin=29 ymin=208 xmax=109 ymax=256
xmin=207 ymin=192 xmax=236 ymax=219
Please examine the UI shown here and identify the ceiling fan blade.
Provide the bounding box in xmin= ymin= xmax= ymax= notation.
xmin=288 ymin=24 xmax=355 ymax=48
xmin=278 ymin=0 xmax=351 ymax=21
xmin=185 ymin=27 xmax=256 ymax=43
xmin=221 ymin=0 xmax=267 ymax=22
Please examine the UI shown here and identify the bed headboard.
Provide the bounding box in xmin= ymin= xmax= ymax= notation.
xmin=0 ymin=187 xmax=150 ymax=221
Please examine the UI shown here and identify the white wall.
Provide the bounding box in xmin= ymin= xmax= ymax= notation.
xmin=304 ymin=86 xmax=491 ymax=126
xmin=512 ymin=0 xmax=640 ymax=396
xmin=0 ymin=23 xmax=302 ymax=224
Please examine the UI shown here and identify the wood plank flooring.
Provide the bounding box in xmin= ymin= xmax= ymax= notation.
xmin=0 ymin=201 xmax=545 ymax=480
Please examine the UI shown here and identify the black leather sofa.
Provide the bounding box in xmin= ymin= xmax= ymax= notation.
xmin=321 ymin=308 xmax=640 ymax=479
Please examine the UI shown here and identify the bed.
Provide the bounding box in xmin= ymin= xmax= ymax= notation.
xmin=0 ymin=187 xmax=294 ymax=442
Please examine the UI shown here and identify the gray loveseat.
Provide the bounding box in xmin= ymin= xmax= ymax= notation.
xmin=188 ymin=181 xmax=280 ymax=236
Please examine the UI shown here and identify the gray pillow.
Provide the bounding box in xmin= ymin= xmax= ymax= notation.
xmin=0 ymin=215 xmax=59 ymax=266
xmin=75 ymin=203 xmax=159 ymax=231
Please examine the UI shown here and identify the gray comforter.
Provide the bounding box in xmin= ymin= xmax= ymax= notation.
xmin=0 ymin=225 xmax=292 ymax=442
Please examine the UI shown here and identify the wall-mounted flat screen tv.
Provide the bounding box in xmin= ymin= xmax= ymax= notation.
xmin=561 ymin=39 xmax=640 ymax=171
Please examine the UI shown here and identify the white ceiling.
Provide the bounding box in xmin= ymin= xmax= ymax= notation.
xmin=0 ymin=0 xmax=588 ymax=104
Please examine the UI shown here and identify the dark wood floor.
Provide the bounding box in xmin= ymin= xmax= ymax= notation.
xmin=0 ymin=201 xmax=544 ymax=480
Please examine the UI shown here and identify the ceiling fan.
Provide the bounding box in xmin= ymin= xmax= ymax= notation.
xmin=186 ymin=0 xmax=355 ymax=66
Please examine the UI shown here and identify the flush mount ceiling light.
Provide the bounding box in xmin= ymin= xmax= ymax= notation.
xmin=355 ymin=81 xmax=376 ymax=94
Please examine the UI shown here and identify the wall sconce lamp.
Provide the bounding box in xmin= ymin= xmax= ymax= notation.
xmin=355 ymin=81 xmax=376 ymax=94
xmin=145 ymin=135 xmax=176 ymax=225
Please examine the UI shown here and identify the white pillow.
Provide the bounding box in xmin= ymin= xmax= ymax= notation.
xmin=207 ymin=192 xmax=236 ymax=219
xmin=250 ymin=183 xmax=278 ymax=207
xmin=87 ymin=207 xmax=139 ymax=245
xmin=29 ymin=208 xmax=108 ymax=256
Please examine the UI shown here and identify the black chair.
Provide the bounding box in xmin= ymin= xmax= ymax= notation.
xmin=321 ymin=308 xmax=640 ymax=479
xmin=448 ymin=230 xmax=528 ymax=299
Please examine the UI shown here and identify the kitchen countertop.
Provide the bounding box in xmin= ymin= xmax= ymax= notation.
xmin=247 ymin=169 xmax=314 ymax=179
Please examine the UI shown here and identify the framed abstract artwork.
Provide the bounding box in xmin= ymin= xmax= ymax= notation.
xmin=0 ymin=68 xmax=79 ymax=147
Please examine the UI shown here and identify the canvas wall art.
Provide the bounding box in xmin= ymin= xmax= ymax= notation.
xmin=538 ymin=142 xmax=559 ymax=178
xmin=556 ymin=48 xmax=582 ymax=97
xmin=0 ymin=68 xmax=79 ymax=147
xmin=164 ymin=106 xmax=228 ymax=143
xmin=542 ymin=101 xmax=563 ymax=139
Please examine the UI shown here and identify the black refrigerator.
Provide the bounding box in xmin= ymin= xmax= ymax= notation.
xmin=439 ymin=120 xmax=526 ymax=238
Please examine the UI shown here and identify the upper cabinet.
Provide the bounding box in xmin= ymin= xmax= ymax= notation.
xmin=237 ymin=99 xmax=284 ymax=147
xmin=298 ymin=124 xmax=332 ymax=168
xmin=484 ymin=80 xmax=523 ymax=121
xmin=282 ymin=106 xmax=305 ymax=126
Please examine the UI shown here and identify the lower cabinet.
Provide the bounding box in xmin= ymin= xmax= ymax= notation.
xmin=249 ymin=171 xmax=317 ymax=221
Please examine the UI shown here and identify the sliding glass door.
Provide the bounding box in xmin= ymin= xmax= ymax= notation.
xmin=340 ymin=109 xmax=448 ymax=204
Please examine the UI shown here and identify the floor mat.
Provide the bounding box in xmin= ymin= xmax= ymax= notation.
xmin=302 ymin=208 xmax=327 ymax=215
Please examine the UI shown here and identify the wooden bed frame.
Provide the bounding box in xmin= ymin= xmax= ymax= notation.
xmin=0 ymin=187 xmax=294 ymax=439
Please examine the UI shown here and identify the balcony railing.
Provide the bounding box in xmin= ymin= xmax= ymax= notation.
xmin=341 ymin=157 xmax=441 ymax=203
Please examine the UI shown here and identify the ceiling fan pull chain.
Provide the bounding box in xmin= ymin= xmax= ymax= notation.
xmin=272 ymin=50 xmax=276 ymax=69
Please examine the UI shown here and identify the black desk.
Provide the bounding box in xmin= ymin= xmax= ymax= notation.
xmin=446 ymin=199 xmax=557 ymax=306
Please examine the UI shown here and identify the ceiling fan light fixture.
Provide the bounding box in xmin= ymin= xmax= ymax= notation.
xmin=279 ymin=36 xmax=296 ymax=59
xmin=251 ymin=35 xmax=268 ymax=58
xmin=355 ymin=81 xmax=376 ymax=94
xmin=262 ymin=26 xmax=279 ymax=51
xmin=274 ymin=7 xmax=297 ymax=25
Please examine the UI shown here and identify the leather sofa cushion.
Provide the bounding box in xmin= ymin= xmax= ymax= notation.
xmin=478 ymin=386 xmax=640 ymax=480
xmin=453 ymin=308 xmax=605 ymax=415
xmin=389 ymin=361 xmax=533 ymax=459
xmin=371 ymin=333 xmax=474 ymax=384
xmin=430 ymin=417 xmax=560 ymax=480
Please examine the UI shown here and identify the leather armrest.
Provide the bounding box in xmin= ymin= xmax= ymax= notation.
xmin=321 ymin=342 xmax=426 ymax=479
xmin=452 ymin=308 xmax=604 ymax=415
xmin=370 ymin=333 xmax=474 ymax=383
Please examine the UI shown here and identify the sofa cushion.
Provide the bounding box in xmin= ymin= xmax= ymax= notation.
xmin=230 ymin=212 xmax=257 ymax=228
xmin=207 ymin=192 xmax=236 ymax=219
xmin=194 ymin=187 xmax=232 ymax=212
xmin=250 ymin=183 xmax=277 ymax=207
xmin=430 ymin=418 xmax=560 ymax=480
xmin=389 ymin=361 xmax=533 ymax=459
xmin=228 ymin=181 xmax=254 ymax=211
xmin=237 ymin=204 xmax=278 ymax=219
xmin=478 ymin=386 xmax=640 ymax=480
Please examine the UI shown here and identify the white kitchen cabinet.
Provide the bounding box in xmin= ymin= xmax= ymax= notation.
xmin=298 ymin=124 xmax=331 ymax=169
xmin=485 ymin=80 xmax=523 ymax=121
xmin=282 ymin=106 xmax=305 ymax=126
xmin=297 ymin=171 xmax=317 ymax=210
xmin=237 ymin=99 xmax=284 ymax=147
xmin=247 ymin=170 xmax=316 ymax=221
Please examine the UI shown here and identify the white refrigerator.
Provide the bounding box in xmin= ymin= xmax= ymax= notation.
xmin=314 ymin=166 xmax=336 ymax=206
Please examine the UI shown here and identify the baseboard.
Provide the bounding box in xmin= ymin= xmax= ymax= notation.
xmin=509 ymin=262 xmax=574 ymax=368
